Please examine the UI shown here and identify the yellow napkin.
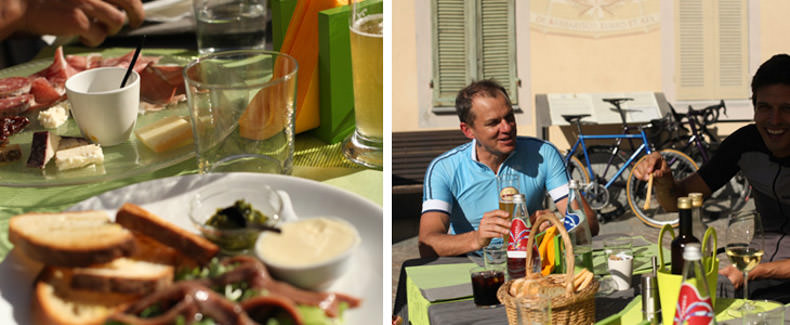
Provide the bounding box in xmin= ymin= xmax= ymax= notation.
xmin=539 ymin=226 xmax=557 ymax=275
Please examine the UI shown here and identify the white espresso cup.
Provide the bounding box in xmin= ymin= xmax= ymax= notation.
xmin=65 ymin=67 xmax=140 ymax=146
xmin=608 ymin=253 xmax=634 ymax=291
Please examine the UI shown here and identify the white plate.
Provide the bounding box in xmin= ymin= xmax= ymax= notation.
xmin=0 ymin=173 xmax=383 ymax=324
xmin=144 ymin=0 xmax=193 ymax=22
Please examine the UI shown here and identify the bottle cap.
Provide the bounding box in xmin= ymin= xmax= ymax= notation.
xmin=682 ymin=243 xmax=702 ymax=260
xmin=677 ymin=197 xmax=691 ymax=209
xmin=512 ymin=193 xmax=526 ymax=203
xmin=689 ymin=193 xmax=703 ymax=207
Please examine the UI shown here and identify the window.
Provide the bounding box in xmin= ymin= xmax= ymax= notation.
xmin=431 ymin=0 xmax=518 ymax=110
xmin=675 ymin=0 xmax=748 ymax=100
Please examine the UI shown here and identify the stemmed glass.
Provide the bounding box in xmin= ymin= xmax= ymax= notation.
xmin=725 ymin=209 xmax=765 ymax=316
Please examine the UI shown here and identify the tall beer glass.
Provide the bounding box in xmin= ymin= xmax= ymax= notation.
xmin=342 ymin=0 xmax=383 ymax=169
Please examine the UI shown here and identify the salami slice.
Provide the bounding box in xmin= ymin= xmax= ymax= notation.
xmin=0 ymin=77 xmax=32 ymax=98
xmin=0 ymin=94 xmax=32 ymax=118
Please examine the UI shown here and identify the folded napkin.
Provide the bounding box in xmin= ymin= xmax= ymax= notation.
xmin=406 ymin=263 xmax=478 ymax=302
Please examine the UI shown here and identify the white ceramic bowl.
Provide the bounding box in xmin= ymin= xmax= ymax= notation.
xmin=65 ymin=67 xmax=140 ymax=146
xmin=254 ymin=217 xmax=361 ymax=291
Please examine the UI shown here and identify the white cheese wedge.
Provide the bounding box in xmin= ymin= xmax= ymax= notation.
xmin=134 ymin=115 xmax=193 ymax=153
xmin=55 ymin=144 xmax=103 ymax=171
xmin=38 ymin=102 xmax=70 ymax=129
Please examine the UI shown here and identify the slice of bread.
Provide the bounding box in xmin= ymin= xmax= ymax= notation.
xmin=66 ymin=258 xmax=174 ymax=296
xmin=9 ymin=211 xmax=136 ymax=267
xmin=115 ymin=203 xmax=219 ymax=265
xmin=32 ymin=267 xmax=138 ymax=325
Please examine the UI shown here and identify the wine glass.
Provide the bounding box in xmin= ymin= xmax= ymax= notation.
xmin=725 ymin=209 xmax=765 ymax=316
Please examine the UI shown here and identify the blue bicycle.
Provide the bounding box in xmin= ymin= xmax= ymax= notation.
xmin=563 ymin=98 xmax=698 ymax=228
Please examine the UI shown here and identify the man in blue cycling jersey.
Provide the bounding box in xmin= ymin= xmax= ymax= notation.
xmin=634 ymin=54 xmax=790 ymax=302
xmin=418 ymin=79 xmax=598 ymax=257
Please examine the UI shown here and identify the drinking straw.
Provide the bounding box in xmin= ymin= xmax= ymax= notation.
xmin=121 ymin=35 xmax=146 ymax=88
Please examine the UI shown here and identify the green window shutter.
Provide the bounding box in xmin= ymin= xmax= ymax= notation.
xmin=431 ymin=0 xmax=518 ymax=108
xmin=478 ymin=0 xmax=517 ymax=105
xmin=432 ymin=0 xmax=472 ymax=107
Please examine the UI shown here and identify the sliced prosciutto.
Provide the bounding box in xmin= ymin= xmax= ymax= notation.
xmin=0 ymin=46 xmax=185 ymax=117
xmin=30 ymin=47 xmax=79 ymax=93
xmin=139 ymin=64 xmax=186 ymax=105
xmin=29 ymin=77 xmax=64 ymax=110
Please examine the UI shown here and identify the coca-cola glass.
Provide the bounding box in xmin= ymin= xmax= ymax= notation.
xmin=469 ymin=266 xmax=504 ymax=308
xmin=725 ymin=209 xmax=765 ymax=316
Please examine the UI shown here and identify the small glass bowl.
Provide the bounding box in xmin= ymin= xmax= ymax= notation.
xmin=189 ymin=184 xmax=282 ymax=254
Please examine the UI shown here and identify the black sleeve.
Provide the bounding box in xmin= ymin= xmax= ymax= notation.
xmin=697 ymin=125 xmax=756 ymax=192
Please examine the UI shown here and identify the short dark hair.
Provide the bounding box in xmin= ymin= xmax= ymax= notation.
xmin=751 ymin=54 xmax=790 ymax=106
xmin=455 ymin=79 xmax=512 ymax=125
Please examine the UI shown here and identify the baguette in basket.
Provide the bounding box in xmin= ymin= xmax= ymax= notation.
xmin=497 ymin=212 xmax=598 ymax=325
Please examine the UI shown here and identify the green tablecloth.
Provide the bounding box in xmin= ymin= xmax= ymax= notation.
xmin=0 ymin=133 xmax=382 ymax=260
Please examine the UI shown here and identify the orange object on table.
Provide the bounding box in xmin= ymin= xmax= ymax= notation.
xmin=539 ymin=226 xmax=557 ymax=275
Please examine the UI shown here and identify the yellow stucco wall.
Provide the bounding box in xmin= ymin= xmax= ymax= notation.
xmin=392 ymin=1 xmax=790 ymax=138
xmin=392 ymin=1 xmax=419 ymax=133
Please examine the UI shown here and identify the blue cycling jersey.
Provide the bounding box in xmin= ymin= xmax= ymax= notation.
xmin=422 ymin=136 xmax=570 ymax=238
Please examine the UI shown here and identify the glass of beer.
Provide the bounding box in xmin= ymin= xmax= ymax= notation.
xmin=342 ymin=0 xmax=383 ymax=169
xmin=497 ymin=173 xmax=520 ymax=245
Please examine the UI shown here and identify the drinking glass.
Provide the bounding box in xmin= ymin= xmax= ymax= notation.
xmin=742 ymin=300 xmax=784 ymax=324
xmin=515 ymin=294 xmax=551 ymax=325
xmin=725 ymin=209 xmax=765 ymax=316
xmin=192 ymin=0 xmax=268 ymax=55
xmin=483 ymin=243 xmax=507 ymax=270
xmin=469 ymin=266 xmax=505 ymax=308
xmin=342 ymin=0 xmax=383 ymax=169
xmin=496 ymin=173 xmax=520 ymax=246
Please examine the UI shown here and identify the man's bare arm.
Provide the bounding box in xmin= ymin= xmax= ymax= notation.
xmin=418 ymin=210 xmax=510 ymax=257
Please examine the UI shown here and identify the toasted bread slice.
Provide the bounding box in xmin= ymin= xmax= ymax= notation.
xmin=33 ymin=267 xmax=137 ymax=325
xmin=115 ymin=203 xmax=219 ymax=265
xmin=66 ymin=258 xmax=174 ymax=296
xmin=9 ymin=211 xmax=136 ymax=267
xmin=130 ymin=232 xmax=199 ymax=269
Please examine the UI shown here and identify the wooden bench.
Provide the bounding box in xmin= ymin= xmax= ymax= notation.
xmin=392 ymin=130 xmax=469 ymax=242
xmin=392 ymin=129 xmax=469 ymax=194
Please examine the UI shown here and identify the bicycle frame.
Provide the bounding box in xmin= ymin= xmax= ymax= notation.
xmin=565 ymin=128 xmax=653 ymax=190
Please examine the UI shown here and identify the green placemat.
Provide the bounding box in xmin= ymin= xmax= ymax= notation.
xmin=595 ymin=295 xmax=784 ymax=325
xmin=593 ymin=236 xmax=670 ymax=276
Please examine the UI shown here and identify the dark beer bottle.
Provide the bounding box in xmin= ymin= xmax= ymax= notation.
xmin=671 ymin=197 xmax=700 ymax=275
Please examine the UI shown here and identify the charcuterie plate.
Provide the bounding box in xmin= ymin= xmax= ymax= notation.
xmin=0 ymin=48 xmax=197 ymax=187
xmin=0 ymin=173 xmax=383 ymax=324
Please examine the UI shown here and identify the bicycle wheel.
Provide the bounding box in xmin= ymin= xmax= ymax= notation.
xmin=626 ymin=149 xmax=699 ymax=228
xmin=583 ymin=145 xmax=629 ymax=215
xmin=704 ymin=172 xmax=751 ymax=220
xmin=566 ymin=154 xmax=590 ymax=185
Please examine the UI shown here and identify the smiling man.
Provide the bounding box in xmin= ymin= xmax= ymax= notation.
xmin=418 ymin=80 xmax=598 ymax=257
xmin=633 ymin=54 xmax=790 ymax=302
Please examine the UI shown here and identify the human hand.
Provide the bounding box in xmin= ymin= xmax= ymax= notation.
xmin=632 ymin=152 xmax=670 ymax=181
xmin=19 ymin=0 xmax=145 ymax=46
xmin=720 ymin=265 xmax=744 ymax=289
xmin=530 ymin=209 xmax=555 ymax=232
xmin=474 ymin=209 xmax=511 ymax=249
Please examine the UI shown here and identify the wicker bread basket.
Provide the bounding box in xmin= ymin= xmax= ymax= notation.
xmin=496 ymin=213 xmax=598 ymax=325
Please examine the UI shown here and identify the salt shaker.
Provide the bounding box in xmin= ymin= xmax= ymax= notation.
xmin=641 ymin=256 xmax=661 ymax=324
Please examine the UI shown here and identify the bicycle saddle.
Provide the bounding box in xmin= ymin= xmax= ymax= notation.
xmin=561 ymin=114 xmax=590 ymax=124
xmin=602 ymin=97 xmax=633 ymax=106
